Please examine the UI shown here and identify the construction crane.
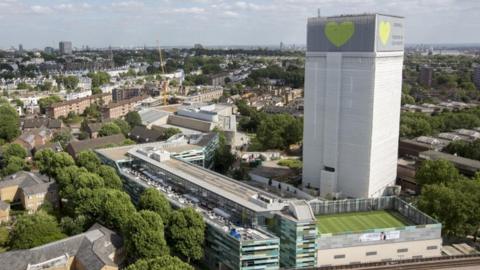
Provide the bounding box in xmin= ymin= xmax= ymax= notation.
xmin=157 ymin=40 xmax=169 ymax=105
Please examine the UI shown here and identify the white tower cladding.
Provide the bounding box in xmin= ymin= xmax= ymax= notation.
xmin=303 ymin=14 xmax=404 ymax=198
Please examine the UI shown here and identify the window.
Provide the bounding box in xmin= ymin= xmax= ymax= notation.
xmin=397 ymin=248 xmax=408 ymax=253
xmin=324 ymin=166 xmax=335 ymax=172
xmin=366 ymin=251 xmax=377 ymax=256
xmin=334 ymin=254 xmax=345 ymax=259
xmin=427 ymin=246 xmax=438 ymax=250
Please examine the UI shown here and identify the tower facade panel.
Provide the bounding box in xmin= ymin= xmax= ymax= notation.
xmin=303 ymin=14 xmax=404 ymax=198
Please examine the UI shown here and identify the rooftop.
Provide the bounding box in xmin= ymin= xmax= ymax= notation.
xmin=316 ymin=210 xmax=412 ymax=235
xmin=66 ymin=134 xmax=125 ymax=157
xmin=420 ymin=150 xmax=480 ymax=170
xmin=127 ymin=146 xmax=285 ymax=213
xmin=0 ymin=223 xmax=123 ymax=270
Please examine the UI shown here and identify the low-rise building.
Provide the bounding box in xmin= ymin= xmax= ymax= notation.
xmin=128 ymin=126 xmax=164 ymax=143
xmin=0 ymin=171 xmax=58 ymax=213
xmin=13 ymin=128 xmax=54 ymax=153
xmin=101 ymin=95 xmax=147 ymax=119
xmin=47 ymin=93 xmax=112 ymax=119
xmin=207 ymin=72 xmax=230 ymax=86
xmin=0 ymin=223 xmax=124 ymax=270
xmin=22 ymin=118 xmax=63 ymax=131
xmin=419 ymin=150 xmax=480 ymax=177
xmin=66 ymin=134 xmax=125 ymax=158
xmin=311 ymin=197 xmax=442 ymax=267
xmin=178 ymin=87 xmax=223 ymax=103
xmin=112 ymin=88 xmax=143 ymax=102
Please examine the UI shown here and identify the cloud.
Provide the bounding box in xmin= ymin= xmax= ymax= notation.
xmin=111 ymin=1 xmax=144 ymax=10
xmin=172 ymin=7 xmax=205 ymax=14
xmin=30 ymin=5 xmax=53 ymax=15
xmin=222 ymin=10 xmax=240 ymax=17
xmin=0 ymin=0 xmax=480 ymax=48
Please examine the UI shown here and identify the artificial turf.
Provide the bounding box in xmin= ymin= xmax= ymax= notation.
xmin=316 ymin=210 xmax=411 ymax=234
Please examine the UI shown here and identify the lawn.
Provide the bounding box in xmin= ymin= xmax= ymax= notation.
xmin=316 ymin=210 xmax=411 ymax=234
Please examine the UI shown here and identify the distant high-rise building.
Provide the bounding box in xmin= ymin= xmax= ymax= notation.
xmin=18 ymin=44 xmax=24 ymax=54
xmin=303 ymin=14 xmax=405 ymax=198
xmin=44 ymin=47 xmax=55 ymax=54
xmin=474 ymin=66 xmax=480 ymax=90
xmin=419 ymin=66 xmax=433 ymax=87
xmin=59 ymin=41 xmax=73 ymax=55
xmin=280 ymin=42 xmax=284 ymax=51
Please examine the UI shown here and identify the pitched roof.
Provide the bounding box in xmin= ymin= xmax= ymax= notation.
xmin=0 ymin=171 xmax=47 ymax=189
xmin=0 ymin=223 xmax=123 ymax=270
xmin=66 ymin=134 xmax=125 ymax=157
xmin=128 ymin=126 xmax=163 ymax=143
xmin=23 ymin=118 xmax=62 ymax=129
xmin=85 ymin=122 xmax=105 ymax=134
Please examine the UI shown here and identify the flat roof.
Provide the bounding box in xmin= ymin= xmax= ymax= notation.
xmin=420 ymin=150 xmax=480 ymax=170
xmin=127 ymin=148 xmax=285 ymax=213
xmin=316 ymin=210 xmax=412 ymax=234
xmin=96 ymin=140 xmax=203 ymax=162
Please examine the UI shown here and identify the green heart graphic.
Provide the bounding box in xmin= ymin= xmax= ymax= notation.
xmin=324 ymin=21 xmax=355 ymax=47
xmin=379 ymin=21 xmax=391 ymax=45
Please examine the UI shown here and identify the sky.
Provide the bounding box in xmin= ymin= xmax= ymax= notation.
xmin=0 ymin=0 xmax=479 ymax=49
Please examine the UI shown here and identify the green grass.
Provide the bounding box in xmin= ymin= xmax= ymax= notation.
xmin=277 ymin=159 xmax=303 ymax=169
xmin=316 ymin=210 xmax=411 ymax=234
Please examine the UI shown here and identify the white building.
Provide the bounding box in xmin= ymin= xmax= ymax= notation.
xmin=302 ymin=14 xmax=404 ymax=198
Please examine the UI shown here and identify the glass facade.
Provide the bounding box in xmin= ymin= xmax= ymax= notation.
xmin=205 ymin=221 xmax=280 ymax=270
xmin=268 ymin=215 xmax=317 ymax=268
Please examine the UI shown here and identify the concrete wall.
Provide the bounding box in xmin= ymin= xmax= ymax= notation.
xmin=0 ymin=185 xmax=20 ymax=202
xmin=317 ymin=238 xmax=441 ymax=266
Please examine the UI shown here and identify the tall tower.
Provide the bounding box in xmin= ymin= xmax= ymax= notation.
xmin=302 ymin=14 xmax=404 ymax=198
xmin=59 ymin=41 xmax=73 ymax=55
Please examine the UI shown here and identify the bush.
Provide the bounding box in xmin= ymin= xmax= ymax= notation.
xmin=277 ymin=159 xmax=303 ymax=170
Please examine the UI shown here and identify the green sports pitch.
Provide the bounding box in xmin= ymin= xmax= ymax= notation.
xmin=316 ymin=210 xmax=411 ymax=234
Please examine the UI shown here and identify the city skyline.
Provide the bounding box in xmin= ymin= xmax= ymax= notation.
xmin=0 ymin=0 xmax=479 ymax=49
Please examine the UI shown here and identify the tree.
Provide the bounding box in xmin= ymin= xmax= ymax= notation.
xmin=0 ymin=104 xmax=20 ymax=142
xmin=125 ymin=256 xmax=193 ymax=270
xmin=51 ymin=130 xmax=72 ymax=149
xmin=16 ymin=82 xmax=30 ymax=90
xmin=125 ymin=111 xmax=142 ymax=128
xmin=212 ymin=130 xmax=235 ymax=173
xmin=75 ymin=171 xmax=105 ymax=190
xmin=123 ymin=210 xmax=169 ymax=261
xmin=35 ymin=150 xmax=75 ymax=178
xmin=417 ymin=183 xmax=470 ymax=236
xmin=38 ymin=95 xmax=61 ymax=114
xmin=2 ymin=143 xmax=27 ymax=160
xmin=74 ymin=188 xmax=136 ymax=231
xmin=98 ymin=122 xmax=121 ymax=137
xmin=167 ymin=207 xmax=205 ymax=262
xmin=138 ymin=188 xmax=172 ymax=224
xmin=416 ymin=159 xmax=461 ymax=186
xmin=87 ymin=71 xmax=111 ymax=88
xmin=3 ymin=156 xmax=27 ymax=176
xmin=60 ymin=215 xmax=86 ymax=236
xmin=58 ymin=76 xmax=79 ymax=90
xmin=97 ymin=165 xmax=122 ymax=189
xmin=76 ymin=150 xmax=101 ymax=172
xmin=39 ymin=81 xmax=53 ymax=91
xmin=123 ymin=139 xmax=136 ymax=145
xmin=9 ymin=211 xmax=65 ymax=249
xmin=162 ymin=127 xmax=181 ymax=140
xmin=113 ymin=119 xmax=131 ymax=136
